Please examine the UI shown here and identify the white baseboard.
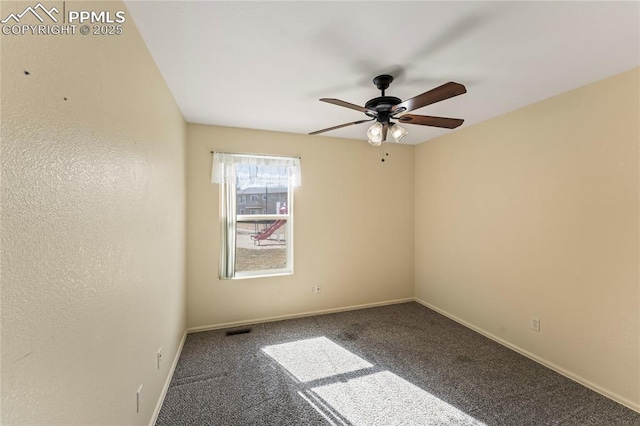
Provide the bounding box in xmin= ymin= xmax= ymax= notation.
xmin=186 ymin=297 xmax=414 ymax=334
xmin=414 ymin=297 xmax=640 ymax=414
xmin=150 ymin=330 xmax=188 ymax=426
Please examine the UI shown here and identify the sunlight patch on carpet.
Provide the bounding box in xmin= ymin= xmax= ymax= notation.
xmin=262 ymin=336 xmax=372 ymax=382
xmin=263 ymin=336 xmax=484 ymax=425
xmin=312 ymin=370 xmax=484 ymax=425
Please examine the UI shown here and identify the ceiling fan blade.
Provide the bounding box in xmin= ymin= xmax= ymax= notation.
xmin=391 ymin=82 xmax=466 ymax=114
xmin=398 ymin=114 xmax=464 ymax=129
xmin=309 ymin=118 xmax=375 ymax=135
xmin=382 ymin=122 xmax=388 ymax=142
xmin=320 ymin=98 xmax=376 ymax=115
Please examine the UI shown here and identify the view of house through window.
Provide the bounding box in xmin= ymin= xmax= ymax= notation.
xmin=235 ymin=170 xmax=291 ymax=274
xmin=212 ymin=152 xmax=300 ymax=279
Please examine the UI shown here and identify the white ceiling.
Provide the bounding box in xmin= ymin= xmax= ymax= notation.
xmin=125 ymin=1 xmax=639 ymax=145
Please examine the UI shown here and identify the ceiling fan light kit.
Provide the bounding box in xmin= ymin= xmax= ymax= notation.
xmin=367 ymin=122 xmax=384 ymax=146
xmin=310 ymin=74 xmax=467 ymax=145
xmin=389 ymin=123 xmax=408 ymax=143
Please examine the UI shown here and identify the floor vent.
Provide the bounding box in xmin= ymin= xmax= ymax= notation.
xmin=225 ymin=328 xmax=252 ymax=336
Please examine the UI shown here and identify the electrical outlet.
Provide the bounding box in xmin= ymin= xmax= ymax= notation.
xmin=310 ymin=285 xmax=321 ymax=294
xmin=531 ymin=316 xmax=540 ymax=332
xmin=136 ymin=385 xmax=143 ymax=413
xmin=157 ymin=348 xmax=162 ymax=370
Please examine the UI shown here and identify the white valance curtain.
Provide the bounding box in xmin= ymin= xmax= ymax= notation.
xmin=211 ymin=152 xmax=301 ymax=187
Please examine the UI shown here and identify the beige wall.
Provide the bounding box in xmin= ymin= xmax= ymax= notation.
xmin=415 ymin=68 xmax=640 ymax=410
xmin=1 ymin=1 xmax=186 ymax=424
xmin=186 ymin=124 xmax=414 ymax=329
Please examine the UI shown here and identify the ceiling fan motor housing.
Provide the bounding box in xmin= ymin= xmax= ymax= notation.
xmin=366 ymin=75 xmax=404 ymax=122
xmin=365 ymin=96 xmax=402 ymax=121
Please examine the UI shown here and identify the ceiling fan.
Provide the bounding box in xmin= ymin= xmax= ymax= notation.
xmin=309 ymin=74 xmax=467 ymax=145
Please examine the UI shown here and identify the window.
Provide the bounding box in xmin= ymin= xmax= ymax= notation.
xmin=212 ymin=152 xmax=301 ymax=279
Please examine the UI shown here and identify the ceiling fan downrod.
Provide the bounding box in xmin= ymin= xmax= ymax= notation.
xmin=373 ymin=74 xmax=394 ymax=96
xmin=364 ymin=75 xmax=404 ymax=121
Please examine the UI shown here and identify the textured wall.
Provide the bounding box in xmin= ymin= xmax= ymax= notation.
xmin=186 ymin=124 xmax=415 ymax=329
xmin=414 ymin=68 xmax=639 ymax=410
xmin=1 ymin=1 xmax=186 ymax=424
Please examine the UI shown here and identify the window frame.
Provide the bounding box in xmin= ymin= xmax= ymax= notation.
xmin=218 ymin=158 xmax=296 ymax=280
xmin=234 ymin=204 xmax=293 ymax=279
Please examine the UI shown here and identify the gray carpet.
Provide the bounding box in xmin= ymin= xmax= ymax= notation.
xmin=157 ymin=302 xmax=640 ymax=425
